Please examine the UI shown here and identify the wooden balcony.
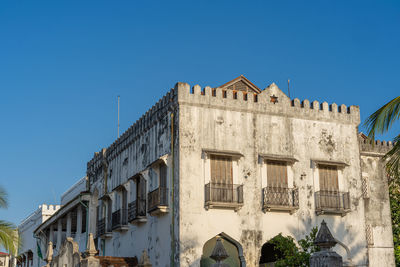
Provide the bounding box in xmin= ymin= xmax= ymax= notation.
xmin=262 ymin=186 xmax=299 ymax=213
xmin=204 ymin=183 xmax=243 ymax=211
xmin=128 ymin=198 xmax=147 ymax=223
xmin=315 ymin=191 xmax=350 ymax=216
xmin=147 ymin=187 xmax=169 ymax=215
xmin=112 ymin=209 xmax=129 ymax=231
xmin=96 ymin=218 xmax=112 ymax=238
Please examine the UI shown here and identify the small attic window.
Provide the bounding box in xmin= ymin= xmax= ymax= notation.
xmin=243 ymin=92 xmax=248 ymax=101
xmin=254 ymin=94 xmax=258 ymax=102
xmin=223 ymin=90 xmax=227 ymax=98
xmin=233 ymin=91 xmax=237 ymax=99
xmin=212 ymin=88 xmax=216 ymax=97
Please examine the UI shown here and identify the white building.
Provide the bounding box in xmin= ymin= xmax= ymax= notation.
xmin=17 ymin=204 xmax=60 ymax=267
xmin=34 ymin=76 xmax=395 ymax=266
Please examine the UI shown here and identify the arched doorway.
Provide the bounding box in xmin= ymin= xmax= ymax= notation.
xmin=259 ymin=241 xmax=283 ymax=266
xmin=200 ymin=233 xmax=246 ymax=267
xmin=259 ymin=234 xmax=296 ymax=266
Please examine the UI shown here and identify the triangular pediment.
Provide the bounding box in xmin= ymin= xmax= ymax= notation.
xmin=217 ymin=75 xmax=261 ymax=94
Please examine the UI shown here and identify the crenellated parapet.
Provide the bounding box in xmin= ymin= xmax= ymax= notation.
xmin=86 ymin=88 xmax=177 ymax=180
xmin=176 ymin=82 xmax=360 ymax=124
xmin=359 ymin=136 xmax=394 ymax=156
xmin=105 ymin=87 xmax=176 ymax=163
xmin=87 ymin=148 xmax=106 ymax=183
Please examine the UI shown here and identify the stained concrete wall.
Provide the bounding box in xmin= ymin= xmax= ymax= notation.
xmin=176 ymin=82 xmax=389 ymax=267
xmin=361 ymin=145 xmax=395 ymax=266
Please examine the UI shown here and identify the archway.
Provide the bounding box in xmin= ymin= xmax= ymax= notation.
xmin=200 ymin=232 xmax=246 ymax=267
xmin=259 ymin=241 xmax=283 ymax=265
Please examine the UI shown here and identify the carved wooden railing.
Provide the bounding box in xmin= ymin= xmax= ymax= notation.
xmin=204 ymin=183 xmax=243 ymax=205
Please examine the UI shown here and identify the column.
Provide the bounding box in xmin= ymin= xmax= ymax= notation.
xmin=56 ymin=219 xmax=62 ymax=251
xmin=66 ymin=212 xmax=72 ymax=238
xmin=76 ymin=205 xmax=82 ymax=244
xmin=49 ymin=224 xmax=54 ymax=245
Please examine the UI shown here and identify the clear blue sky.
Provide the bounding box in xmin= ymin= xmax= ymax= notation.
xmin=0 ymin=0 xmax=399 ymax=226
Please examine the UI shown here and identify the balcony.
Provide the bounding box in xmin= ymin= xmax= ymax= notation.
xmin=147 ymin=187 xmax=169 ymax=215
xmin=96 ymin=218 xmax=112 ymax=238
xmin=112 ymin=209 xmax=129 ymax=231
xmin=262 ymin=186 xmax=299 ymax=213
xmin=128 ymin=198 xmax=147 ymax=223
xmin=204 ymin=183 xmax=243 ymax=211
xmin=315 ymin=191 xmax=350 ymax=216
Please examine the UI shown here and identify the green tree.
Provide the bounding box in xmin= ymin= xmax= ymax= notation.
xmin=365 ymin=96 xmax=400 ymax=265
xmin=0 ymin=186 xmax=19 ymax=255
xmin=268 ymin=227 xmax=319 ymax=267
xmin=364 ymin=96 xmax=400 ymax=179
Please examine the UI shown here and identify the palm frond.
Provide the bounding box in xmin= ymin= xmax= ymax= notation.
xmin=384 ymin=134 xmax=400 ymax=180
xmin=0 ymin=186 xmax=8 ymax=209
xmin=0 ymin=220 xmax=19 ymax=255
xmin=364 ymin=96 xmax=400 ymax=140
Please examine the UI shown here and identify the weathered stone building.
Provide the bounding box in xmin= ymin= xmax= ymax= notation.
xmin=34 ymin=76 xmax=395 ymax=266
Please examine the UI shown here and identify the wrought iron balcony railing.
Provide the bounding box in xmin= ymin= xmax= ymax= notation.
xmin=315 ymin=191 xmax=350 ymax=215
xmin=128 ymin=198 xmax=147 ymax=222
xmin=204 ymin=183 xmax=243 ymax=210
xmin=147 ymin=187 xmax=169 ymax=213
xmin=111 ymin=209 xmax=128 ymax=230
xmin=262 ymin=186 xmax=299 ymax=213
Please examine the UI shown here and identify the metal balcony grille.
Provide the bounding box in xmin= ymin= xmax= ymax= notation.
xmin=147 ymin=187 xmax=168 ymax=212
xmin=205 ymin=183 xmax=243 ymax=204
xmin=262 ymin=186 xmax=299 ymax=209
xmin=128 ymin=198 xmax=147 ymax=221
xmin=97 ymin=218 xmax=105 ymax=237
xmin=111 ymin=209 xmax=128 ymax=230
xmin=315 ymin=191 xmax=350 ymax=214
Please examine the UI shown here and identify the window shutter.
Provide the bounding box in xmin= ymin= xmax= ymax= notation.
xmin=319 ymin=165 xmax=338 ymax=191
xmin=210 ymin=155 xmax=232 ymax=185
xmin=267 ymin=161 xmax=288 ymax=187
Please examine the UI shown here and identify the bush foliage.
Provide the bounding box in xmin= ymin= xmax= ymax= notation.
xmin=268 ymin=227 xmax=319 ymax=267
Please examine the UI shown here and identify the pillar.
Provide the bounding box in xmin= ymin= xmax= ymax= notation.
xmin=66 ymin=212 xmax=72 ymax=238
xmin=56 ymin=219 xmax=62 ymax=251
xmin=76 ymin=205 xmax=82 ymax=243
xmin=49 ymin=225 xmax=54 ymax=245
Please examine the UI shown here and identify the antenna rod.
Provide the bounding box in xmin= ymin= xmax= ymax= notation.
xmin=118 ymin=95 xmax=120 ymax=138
xmin=288 ymin=79 xmax=290 ymax=98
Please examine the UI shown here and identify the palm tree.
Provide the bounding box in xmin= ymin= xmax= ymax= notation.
xmin=364 ymin=96 xmax=400 ymax=179
xmin=0 ymin=186 xmax=19 ymax=255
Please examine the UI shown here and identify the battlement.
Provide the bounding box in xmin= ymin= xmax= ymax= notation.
xmin=41 ymin=204 xmax=61 ymax=213
xmin=176 ymin=82 xmax=360 ymax=124
xmin=18 ymin=204 xmax=60 ymax=229
xmin=359 ymin=136 xmax=394 ymax=155
xmin=86 ymin=78 xmax=361 ymax=177
xmin=87 ymin=88 xmax=177 ymax=176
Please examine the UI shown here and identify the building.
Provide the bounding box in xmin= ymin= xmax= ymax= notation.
xmin=33 ymin=176 xmax=88 ymax=264
xmin=16 ymin=204 xmax=60 ymax=267
xmin=0 ymin=252 xmax=10 ymax=267
xmin=34 ymin=76 xmax=395 ymax=266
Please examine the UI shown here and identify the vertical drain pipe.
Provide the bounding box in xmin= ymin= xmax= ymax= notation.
xmin=170 ymin=109 xmax=175 ymax=267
